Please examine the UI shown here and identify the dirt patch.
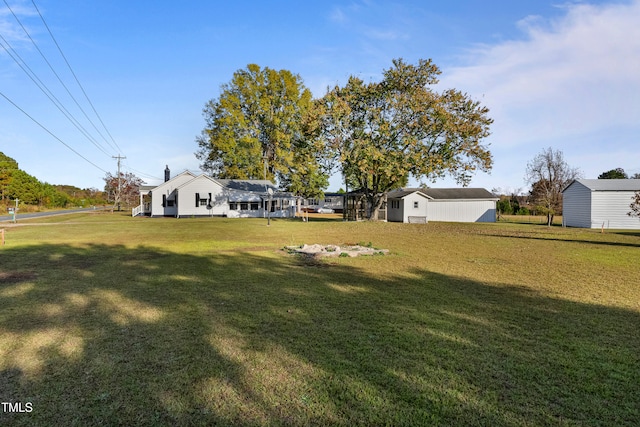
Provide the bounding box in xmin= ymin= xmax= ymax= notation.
xmin=284 ymin=244 xmax=389 ymax=259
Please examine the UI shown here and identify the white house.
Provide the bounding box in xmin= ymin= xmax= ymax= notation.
xmin=386 ymin=188 xmax=498 ymax=223
xmin=562 ymin=179 xmax=640 ymax=229
xmin=134 ymin=167 xmax=297 ymax=218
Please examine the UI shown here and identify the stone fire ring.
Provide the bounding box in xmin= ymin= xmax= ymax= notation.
xmin=285 ymin=244 xmax=389 ymax=258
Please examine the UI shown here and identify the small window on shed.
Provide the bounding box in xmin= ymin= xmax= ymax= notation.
xmin=413 ymin=201 xmax=419 ymax=209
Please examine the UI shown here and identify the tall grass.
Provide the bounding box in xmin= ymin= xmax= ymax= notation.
xmin=1 ymin=212 xmax=639 ymax=425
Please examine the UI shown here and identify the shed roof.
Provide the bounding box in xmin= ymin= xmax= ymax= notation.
xmin=389 ymin=187 xmax=497 ymax=200
xmin=387 ymin=189 xmax=430 ymax=199
xmin=564 ymin=179 xmax=640 ymax=192
xmin=422 ymin=188 xmax=497 ymax=200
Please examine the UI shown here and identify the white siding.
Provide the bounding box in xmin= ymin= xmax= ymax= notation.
xmin=427 ymin=200 xmax=496 ymax=223
xmin=591 ymin=191 xmax=640 ymax=229
xmin=563 ymin=181 xmax=592 ymax=228
xmin=176 ymin=176 xmax=228 ymax=217
xmin=402 ymin=193 xmax=428 ymax=222
xmin=563 ymin=180 xmax=640 ymax=229
xmin=149 ymin=172 xmax=196 ymax=217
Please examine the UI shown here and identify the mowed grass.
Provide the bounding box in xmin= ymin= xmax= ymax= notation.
xmin=0 ymin=212 xmax=639 ymax=426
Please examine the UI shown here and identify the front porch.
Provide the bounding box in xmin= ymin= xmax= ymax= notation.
xmin=132 ymin=187 xmax=153 ymax=216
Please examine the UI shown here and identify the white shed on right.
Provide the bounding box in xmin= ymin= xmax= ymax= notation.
xmin=562 ymin=179 xmax=640 ymax=229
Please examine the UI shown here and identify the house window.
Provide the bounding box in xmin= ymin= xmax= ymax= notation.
xmin=240 ymin=203 xmax=248 ymax=210
xmin=199 ymin=198 xmax=208 ymax=207
xmin=250 ymin=202 xmax=259 ymax=210
xmin=413 ymin=201 xmax=419 ymax=209
xmin=167 ymin=199 xmax=175 ymax=207
xmin=391 ymin=200 xmax=400 ymax=209
xmin=230 ymin=202 xmax=238 ymax=210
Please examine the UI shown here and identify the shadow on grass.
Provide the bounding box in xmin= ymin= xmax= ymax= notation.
xmin=486 ymin=232 xmax=640 ymax=248
xmin=0 ymin=243 xmax=638 ymax=426
xmin=614 ymin=230 xmax=640 ymax=238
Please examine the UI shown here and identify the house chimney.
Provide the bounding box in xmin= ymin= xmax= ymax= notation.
xmin=164 ymin=165 xmax=170 ymax=182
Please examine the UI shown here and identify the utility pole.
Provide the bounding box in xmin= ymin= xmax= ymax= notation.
xmin=112 ymin=155 xmax=126 ymax=211
xmin=13 ymin=198 xmax=18 ymax=223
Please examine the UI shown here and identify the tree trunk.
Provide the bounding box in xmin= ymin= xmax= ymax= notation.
xmin=368 ymin=194 xmax=386 ymax=221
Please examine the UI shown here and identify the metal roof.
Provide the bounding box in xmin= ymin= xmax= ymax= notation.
xmin=387 ymin=189 xmax=429 ymax=199
xmin=388 ymin=187 xmax=497 ymax=200
xmin=216 ymin=179 xmax=278 ymax=193
xmin=422 ymin=188 xmax=498 ymax=200
xmin=566 ymin=179 xmax=640 ymax=192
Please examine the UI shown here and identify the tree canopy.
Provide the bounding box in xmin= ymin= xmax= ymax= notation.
xmin=194 ymin=60 xmax=493 ymax=217
xmin=525 ymin=147 xmax=581 ymax=226
xmin=598 ymin=168 xmax=628 ymax=179
xmin=195 ymin=64 xmax=329 ymax=199
xmin=1 ymin=151 xmax=105 ymax=210
xmin=317 ymin=58 xmax=493 ymax=219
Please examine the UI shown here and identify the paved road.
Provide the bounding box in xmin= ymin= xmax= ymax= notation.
xmin=0 ymin=207 xmax=108 ymax=223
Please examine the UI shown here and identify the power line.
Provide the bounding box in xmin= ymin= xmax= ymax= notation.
xmin=30 ymin=0 xmax=123 ymax=155
xmin=122 ymin=162 xmax=163 ymax=182
xmin=3 ymin=0 xmax=121 ymax=157
xmin=0 ymin=34 xmax=113 ymax=157
xmin=0 ymin=89 xmax=108 ymax=174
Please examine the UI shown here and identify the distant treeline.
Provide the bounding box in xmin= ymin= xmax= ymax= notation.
xmin=0 ymin=152 xmax=108 ymax=212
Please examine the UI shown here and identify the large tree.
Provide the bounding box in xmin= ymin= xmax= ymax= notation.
xmin=195 ymin=64 xmax=329 ymax=199
xmin=103 ymin=171 xmax=143 ymax=210
xmin=317 ymin=58 xmax=493 ymax=219
xmin=598 ymin=168 xmax=628 ymax=179
xmin=525 ymin=147 xmax=581 ymax=226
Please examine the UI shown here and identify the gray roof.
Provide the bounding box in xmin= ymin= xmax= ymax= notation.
xmin=388 ymin=187 xmax=497 ymax=200
xmin=216 ymin=179 xmax=278 ymax=192
xmin=387 ymin=189 xmax=429 ymax=199
xmin=422 ymin=188 xmax=497 ymax=200
xmin=566 ymin=179 xmax=640 ymax=192
xmin=226 ymin=190 xmax=264 ymax=202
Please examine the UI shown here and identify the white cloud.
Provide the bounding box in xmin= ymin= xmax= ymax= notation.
xmin=0 ymin=2 xmax=37 ymax=43
xmin=439 ymin=0 xmax=640 ymax=183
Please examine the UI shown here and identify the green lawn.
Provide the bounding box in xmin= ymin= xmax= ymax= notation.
xmin=1 ymin=212 xmax=639 ymax=426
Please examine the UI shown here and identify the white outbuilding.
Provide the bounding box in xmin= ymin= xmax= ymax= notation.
xmin=386 ymin=188 xmax=498 ymax=223
xmin=562 ymin=179 xmax=640 ymax=229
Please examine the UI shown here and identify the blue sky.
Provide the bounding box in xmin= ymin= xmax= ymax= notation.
xmin=1 ymin=0 xmax=638 ymax=193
